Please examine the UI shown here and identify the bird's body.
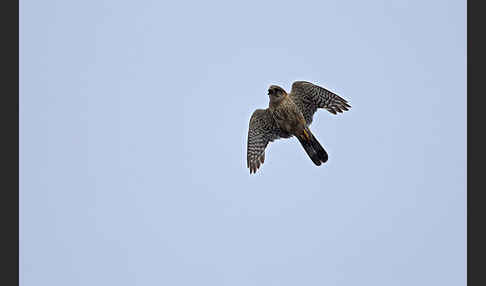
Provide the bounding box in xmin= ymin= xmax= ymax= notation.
xmin=268 ymin=90 xmax=306 ymax=136
xmin=247 ymin=81 xmax=351 ymax=174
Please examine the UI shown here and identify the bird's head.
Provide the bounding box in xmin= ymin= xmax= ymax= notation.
xmin=268 ymin=85 xmax=287 ymax=104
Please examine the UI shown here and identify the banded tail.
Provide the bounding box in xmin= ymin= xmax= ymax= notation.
xmin=297 ymin=129 xmax=328 ymax=166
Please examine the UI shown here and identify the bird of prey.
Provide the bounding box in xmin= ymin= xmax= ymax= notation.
xmin=247 ymin=81 xmax=351 ymax=174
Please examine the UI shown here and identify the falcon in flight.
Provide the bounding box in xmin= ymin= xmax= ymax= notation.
xmin=247 ymin=81 xmax=351 ymax=174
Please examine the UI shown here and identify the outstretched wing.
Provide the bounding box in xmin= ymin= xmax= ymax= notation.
xmin=289 ymin=81 xmax=351 ymax=125
xmin=247 ymin=109 xmax=286 ymax=174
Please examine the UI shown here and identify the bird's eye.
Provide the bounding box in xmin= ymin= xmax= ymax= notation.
xmin=268 ymin=89 xmax=273 ymax=95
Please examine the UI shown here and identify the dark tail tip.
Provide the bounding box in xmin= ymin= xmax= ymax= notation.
xmin=311 ymin=137 xmax=328 ymax=163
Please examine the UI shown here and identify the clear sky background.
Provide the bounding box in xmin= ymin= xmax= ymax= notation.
xmin=20 ymin=0 xmax=466 ymax=285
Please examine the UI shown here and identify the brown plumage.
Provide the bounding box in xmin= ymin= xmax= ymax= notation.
xmin=247 ymin=81 xmax=351 ymax=174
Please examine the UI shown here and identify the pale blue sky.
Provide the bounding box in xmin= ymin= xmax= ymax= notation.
xmin=20 ymin=0 xmax=466 ymax=285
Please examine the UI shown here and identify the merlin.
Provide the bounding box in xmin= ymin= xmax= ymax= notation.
xmin=247 ymin=81 xmax=351 ymax=174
